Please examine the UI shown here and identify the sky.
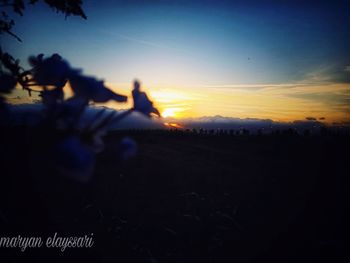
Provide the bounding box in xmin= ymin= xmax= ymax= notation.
xmin=2 ymin=0 xmax=350 ymax=123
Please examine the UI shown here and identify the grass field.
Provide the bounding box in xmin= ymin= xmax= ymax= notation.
xmin=0 ymin=129 xmax=349 ymax=262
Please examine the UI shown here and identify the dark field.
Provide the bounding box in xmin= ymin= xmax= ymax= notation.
xmin=0 ymin=129 xmax=349 ymax=262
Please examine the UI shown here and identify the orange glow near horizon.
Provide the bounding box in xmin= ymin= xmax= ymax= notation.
xmin=6 ymin=81 xmax=350 ymax=124
xmin=164 ymin=122 xmax=184 ymax=129
xmin=121 ymin=81 xmax=350 ymax=124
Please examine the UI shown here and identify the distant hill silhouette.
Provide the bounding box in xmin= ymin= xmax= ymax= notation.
xmin=5 ymin=103 xmax=350 ymax=135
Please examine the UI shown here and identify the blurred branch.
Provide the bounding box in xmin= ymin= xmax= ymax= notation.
xmin=0 ymin=0 xmax=86 ymax=43
xmin=1 ymin=28 xmax=22 ymax=41
xmin=0 ymin=0 xmax=87 ymax=96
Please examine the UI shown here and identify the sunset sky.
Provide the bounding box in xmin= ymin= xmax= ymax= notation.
xmin=2 ymin=0 xmax=350 ymax=123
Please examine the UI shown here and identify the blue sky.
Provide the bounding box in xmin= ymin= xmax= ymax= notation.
xmin=2 ymin=0 xmax=350 ymax=122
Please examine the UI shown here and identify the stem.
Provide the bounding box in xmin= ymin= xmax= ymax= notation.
xmin=94 ymin=108 xmax=134 ymax=133
xmin=111 ymin=108 xmax=133 ymax=123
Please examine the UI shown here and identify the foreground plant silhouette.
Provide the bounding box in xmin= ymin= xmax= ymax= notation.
xmin=1 ymin=52 xmax=160 ymax=182
xmin=0 ymin=1 xmax=162 ymax=181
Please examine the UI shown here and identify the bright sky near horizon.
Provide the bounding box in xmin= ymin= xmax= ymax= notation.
xmin=2 ymin=0 xmax=350 ymax=123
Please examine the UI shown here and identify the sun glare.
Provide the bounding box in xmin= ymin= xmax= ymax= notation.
xmin=162 ymin=108 xmax=177 ymax=118
xmin=149 ymin=89 xmax=193 ymax=118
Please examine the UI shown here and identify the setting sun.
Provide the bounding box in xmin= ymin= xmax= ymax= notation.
xmin=162 ymin=108 xmax=177 ymax=118
xmin=148 ymin=89 xmax=194 ymax=118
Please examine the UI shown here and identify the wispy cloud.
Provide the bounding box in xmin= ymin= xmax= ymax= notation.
xmin=302 ymin=64 xmax=350 ymax=83
xmin=191 ymin=83 xmax=311 ymax=91
xmin=95 ymin=27 xmax=188 ymax=54
xmin=116 ymin=33 xmax=171 ymax=50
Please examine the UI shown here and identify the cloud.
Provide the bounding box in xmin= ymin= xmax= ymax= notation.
xmin=116 ymin=33 xmax=172 ymax=50
xmin=192 ymin=83 xmax=310 ymax=91
xmin=287 ymin=90 xmax=350 ymax=111
xmin=306 ymin=117 xmax=317 ymax=121
xmin=303 ymin=64 xmax=350 ymax=84
xmin=96 ymin=28 xmax=188 ymax=54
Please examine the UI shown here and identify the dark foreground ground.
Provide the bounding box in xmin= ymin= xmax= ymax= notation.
xmin=0 ymin=128 xmax=349 ymax=262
